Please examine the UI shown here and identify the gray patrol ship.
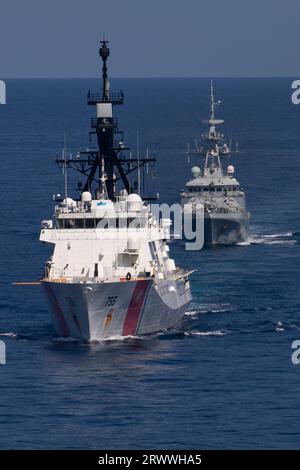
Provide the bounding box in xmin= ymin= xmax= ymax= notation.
xmin=181 ymin=82 xmax=250 ymax=247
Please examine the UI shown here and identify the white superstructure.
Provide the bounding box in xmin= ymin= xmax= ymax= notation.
xmin=41 ymin=191 xmax=180 ymax=285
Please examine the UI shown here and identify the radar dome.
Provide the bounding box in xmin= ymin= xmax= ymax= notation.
xmin=63 ymin=197 xmax=76 ymax=207
xmin=227 ymin=165 xmax=235 ymax=175
xmin=81 ymin=191 xmax=92 ymax=202
xmin=127 ymin=238 xmax=140 ymax=252
xmin=191 ymin=166 xmax=201 ymax=178
xmin=127 ymin=193 xmax=142 ymax=202
xmin=127 ymin=193 xmax=143 ymax=211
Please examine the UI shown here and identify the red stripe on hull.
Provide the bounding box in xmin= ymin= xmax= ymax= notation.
xmin=44 ymin=283 xmax=70 ymax=337
xmin=122 ymin=280 xmax=150 ymax=336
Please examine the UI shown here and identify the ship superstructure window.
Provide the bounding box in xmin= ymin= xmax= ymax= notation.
xmin=75 ymin=219 xmax=84 ymax=229
xmin=96 ymin=218 xmax=121 ymax=228
xmin=58 ymin=218 xmax=95 ymax=229
xmin=149 ymin=241 xmax=156 ymax=260
xmin=85 ymin=218 xmax=95 ymax=228
xmin=64 ymin=219 xmax=75 ymax=229
xmin=94 ymin=263 xmax=98 ymax=277
xmin=57 ymin=217 xmax=148 ymax=229
xmin=95 ymin=218 xmax=143 ymax=229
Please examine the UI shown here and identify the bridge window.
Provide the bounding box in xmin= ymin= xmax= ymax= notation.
xmin=85 ymin=218 xmax=95 ymax=229
xmin=56 ymin=217 xmax=147 ymax=230
xmin=64 ymin=219 xmax=75 ymax=229
xmin=75 ymin=219 xmax=84 ymax=229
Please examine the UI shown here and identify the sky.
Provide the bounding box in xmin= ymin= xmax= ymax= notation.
xmin=0 ymin=0 xmax=299 ymax=78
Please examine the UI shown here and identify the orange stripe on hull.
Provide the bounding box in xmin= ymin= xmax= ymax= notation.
xmin=43 ymin=282 xmax=70 ymax=337
xmin=122 ymin=280 xmax=150 ymax=336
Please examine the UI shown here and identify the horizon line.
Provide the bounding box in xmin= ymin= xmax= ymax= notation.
xmin=1 ymin=76 xmax=298 ymax=80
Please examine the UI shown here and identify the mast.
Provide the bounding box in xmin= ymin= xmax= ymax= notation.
xmin=56 ymin=39 xmax=156 ymax=201
xmin=99 ymin=156 xmax=108 ymax=199
xmin=100 ymin=38 xmax=110 ymax=101
xmin=210 ymin=80 xmax=215 ymax=122
xmin=208 ymin=80 xmax=223 ymax=140
xmin=186 ymin=81 xmax=230 ymax=178
xmin=88 ymin=38 xmax=128 ymax=199
xmin=137 ymin=131 xmax=140 ymax=195
xmin=63 ymin=132 xmax=68 ymax=201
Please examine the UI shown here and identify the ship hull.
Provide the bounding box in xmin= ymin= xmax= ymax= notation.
xmin=204 ymin=213 xmax=249 ymax=246
xmin=42 ymin=277 xmax=191 ymax=341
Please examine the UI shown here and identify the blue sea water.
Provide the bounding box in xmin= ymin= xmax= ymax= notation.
xmin=0 ymin=78 xmax=300 ymax=449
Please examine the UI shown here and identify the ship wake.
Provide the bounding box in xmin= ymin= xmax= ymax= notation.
xmin=185 ymin=302 xmax=233 ymax=317
xmin=247 ymin=232 xmax=297 ymax=245
xmin=184 ymin=329 xmax=228 ymax=337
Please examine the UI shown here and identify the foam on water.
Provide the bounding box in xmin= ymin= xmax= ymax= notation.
xmin=185 ymin=303 xmax=233 ymax=316
xmin=53 ymin=334 xmax=142 ymax=344
xmin=185 ymin=330 xmax=228 ymax=337
xmin=248 ymin=232 xmax=297 ymax=245
xmin=0 ymin=332 xmax=18 ymax=339
xmin=101 ymin=334 xmax=140 ymax=342
xmin=53 ymin=337 xmax=81 ymax=343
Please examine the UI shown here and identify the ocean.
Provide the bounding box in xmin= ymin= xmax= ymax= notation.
xmin=0 ymin=78 xmax=300 ymax=449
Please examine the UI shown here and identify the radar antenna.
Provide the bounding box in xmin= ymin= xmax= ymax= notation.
xmin=56 ymin=39 xmax=157 ymax=201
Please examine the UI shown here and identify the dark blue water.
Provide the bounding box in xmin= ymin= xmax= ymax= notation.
xmin=1 ymin=78 xmax=300 ymax=449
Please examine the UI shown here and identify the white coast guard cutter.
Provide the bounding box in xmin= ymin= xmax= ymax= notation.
xmin=40 ymin=40 xmax=192 ymax=341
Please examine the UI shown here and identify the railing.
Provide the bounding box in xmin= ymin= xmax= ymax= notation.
xmin=87 ymin=90 xmax=124 ymax=104
xmin=91 ymin=117 xmax=118 ymax=129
